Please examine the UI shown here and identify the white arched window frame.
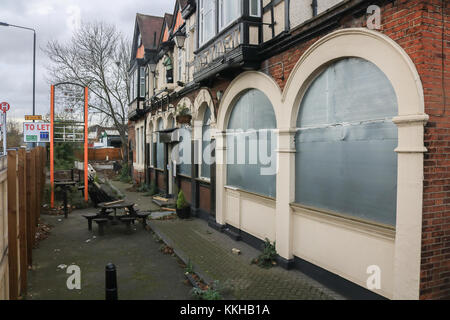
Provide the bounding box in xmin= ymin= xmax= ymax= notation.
xmin=281 ymin=29 xmax=428 ymax=300
xmin=216 ymin=29 xmax=429 ymax=300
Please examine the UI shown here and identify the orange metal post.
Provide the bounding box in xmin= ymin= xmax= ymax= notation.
xmin=50 ymin=85 xmax=55 ymax=208
xmin=84 ymin=87 xmax=88 ymax=202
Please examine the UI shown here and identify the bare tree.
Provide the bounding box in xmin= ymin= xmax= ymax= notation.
xmin=6 ymin=119 xmax=23 ymax=149
xmin=44 ymin=21 xmax=130 ymax=161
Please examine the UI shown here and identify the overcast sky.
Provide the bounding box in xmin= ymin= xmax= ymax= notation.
xmin=0 ymin=0 xmax=173 ymax=125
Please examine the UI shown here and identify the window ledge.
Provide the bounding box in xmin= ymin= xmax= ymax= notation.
xmin=196 ymin=177 xmax=211 ymax=184
xmin=290 ymin=203 xmax=396 ymax=240
xmin=224 ymin=185 xmax=276 ymax=202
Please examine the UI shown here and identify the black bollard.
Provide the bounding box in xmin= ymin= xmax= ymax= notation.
xmin=105 ymin=263 xmax=118 ymax=300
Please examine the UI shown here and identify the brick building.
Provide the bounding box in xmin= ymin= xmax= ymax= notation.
xmin=128 ymin=0 xmax=449 ymax=299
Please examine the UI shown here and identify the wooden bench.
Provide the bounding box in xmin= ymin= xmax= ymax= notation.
xmin=82 ymin=213 xmax=98 ymax=231
xmin=94 ymin=218 xmax=108 ymax=236
xmin=119 ymin=216 xmax=136 ymax=234
xmin=136 ymin=212 xmax=152 ymax=228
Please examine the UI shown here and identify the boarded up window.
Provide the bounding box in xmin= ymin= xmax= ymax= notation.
xmin=178 ymin=127 xmax=192 ymax=177
xmin=201 ymin=107 xmax=212 ymax=179
xmin=156 ymin=119 xmax=164 ymax=169
xmin=295 ymin=58 xmax=398 ymax=225
xmin=227 ymin=89 xmax=277 ymax=197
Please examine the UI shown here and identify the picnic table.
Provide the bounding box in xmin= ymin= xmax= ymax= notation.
xmin=84 ymin=200 xmax=152 ymax=235
xmin=98 ymin=200 xmax=137 ymax=218
xmin=55 ymin=180 xmax=77 ymax=218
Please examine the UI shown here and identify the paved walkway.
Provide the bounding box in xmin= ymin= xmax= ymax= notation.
xmin=113 ymin=181 xmax=342 ymax=300
xmin=27 ymin=208 xmax=192 ymax=300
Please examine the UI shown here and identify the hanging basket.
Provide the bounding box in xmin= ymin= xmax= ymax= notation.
xmin=176 ymin=114 xmax=192 ymax=125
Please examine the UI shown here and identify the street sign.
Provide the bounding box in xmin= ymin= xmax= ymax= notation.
xmin=0 ymin=102 xmax=10 ymax=113
xmin=23 ymin=122 xmax=51 ymax=143
xmin=25 ymin=115 xmax=42 ymax=121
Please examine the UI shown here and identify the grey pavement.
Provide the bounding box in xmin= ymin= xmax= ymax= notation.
xmin=112 ymin=180 xmax=343 ymax=300
xmin=27 ymin=207 xmax=192 ymax=300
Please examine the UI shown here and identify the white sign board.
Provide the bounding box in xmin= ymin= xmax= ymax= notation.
xmin=23 ymin=122 xmax=51 ymax=143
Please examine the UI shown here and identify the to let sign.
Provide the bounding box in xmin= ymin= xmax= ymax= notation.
xmin=23 ymin=122 xmax=51 ymax=143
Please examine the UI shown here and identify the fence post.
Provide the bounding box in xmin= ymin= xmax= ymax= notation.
xmin=7 ymin=150 xmax=18 ymax=300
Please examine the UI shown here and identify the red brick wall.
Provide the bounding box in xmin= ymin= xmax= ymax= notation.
xmin=417 ymin=0 xmax=450 ymax=300
xmin=157 ymin=170 xmax=166 ymax=191
xmin=199 ymin=184 xmax=211 ymax=212
xmin=180 ymin=177 xmax=192 ymax=206
xmin=133 ymin=170 xmax=145 ymax=185
xmin=265 ymin=0 xmax=449 ymax=299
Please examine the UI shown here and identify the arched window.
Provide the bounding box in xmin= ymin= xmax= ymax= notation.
xmin=227 ymin=89 xmax=277 ymax=197
xmin=156 ymin=118 xmax=164 ymax=169
xmin=167 ymin=114 xmax=175 ymax=129
xmin=178 ymin=127 xmax=192 ymax=176
xmin=148 ymin=123 xmax=153 ymax=167
xmin=201 ymin=106 xmax=212 ymax=179
xmin=295 ymin=57 xmax=398 ymax=225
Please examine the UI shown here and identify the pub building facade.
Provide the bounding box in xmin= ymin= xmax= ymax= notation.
xmin=128 ymin=0 xmax=449 ymax=300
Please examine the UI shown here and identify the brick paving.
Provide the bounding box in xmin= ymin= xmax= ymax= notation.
xmin=113 ymin=180 xmax=343 ymax=300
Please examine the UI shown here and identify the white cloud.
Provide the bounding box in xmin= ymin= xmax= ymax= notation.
xmin=66 ymin=5 xmax=81 ymax=31
xmin=26 ymin=2 xmax=55 ymax=16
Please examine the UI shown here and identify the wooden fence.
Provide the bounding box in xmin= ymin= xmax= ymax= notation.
xmin=0 ymin=156 xmax=8 ymax=300
xmin=75 ymin=148 xmax=123 ymax=161
xmin=0 ymin=147 xmax=46 ymax=300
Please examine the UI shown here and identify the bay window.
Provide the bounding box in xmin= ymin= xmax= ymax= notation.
xmin=140 ymin=67 xmax=145 ymax=98
xmin=133 ymin=70 xmax=138 ymax=100
xmin=249 ymin=0 xmax=261 ymax=17
xmin=199 ymin=0 xmax=216 ymax=45
xmin=219 ymin=0 xmax=240 ymax=30
xmin=129 ymin=70 xmax=136 ymax=102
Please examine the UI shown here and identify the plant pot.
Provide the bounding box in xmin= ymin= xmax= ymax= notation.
xmin=176 ymin=114 xmax=192 ymax=125
xmin=176 ymin=206 xmax=191 ymax=219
